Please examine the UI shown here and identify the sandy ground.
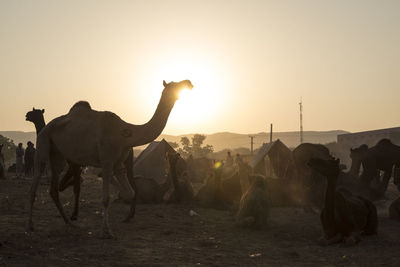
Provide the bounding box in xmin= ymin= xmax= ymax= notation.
xmin=1 ymin=173 xmax=400 ymax=267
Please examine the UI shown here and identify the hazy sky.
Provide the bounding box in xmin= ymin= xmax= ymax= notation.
xmin=1 ymin=0 xmax=399 ymax=135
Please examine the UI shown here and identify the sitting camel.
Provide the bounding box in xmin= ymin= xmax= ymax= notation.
xmin=195 ymin=161 xmax=229 ymax=209
xmin=165 ymin=152 xmax=194 ymax=203
xmin=0 ymin=144 xmax=5 ymax=179
xmin=389 ymin=197 xmax=400 ymax=222
xmin=308 ymin=157 xmax=378 ymax=245
xmin=27 ymin=80 xmax=193 ymax=238
xmin=236 ymin=174 xmax=269 ymax=229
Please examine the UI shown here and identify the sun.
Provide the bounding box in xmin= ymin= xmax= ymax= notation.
xmin=139 ymin=55 xmax=227 ymax=133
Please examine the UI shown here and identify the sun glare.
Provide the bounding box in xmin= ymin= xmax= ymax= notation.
xmin=140 ymin=55 xmax=228 ymax=133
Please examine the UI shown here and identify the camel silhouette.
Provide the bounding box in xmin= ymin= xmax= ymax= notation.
xmin=26 ymin=107 xmax=83 ymax=220
xmin=351 ymin=139 xmax=400 ymax=197
xmin=27 ymin=80 xmax=193 ymax=238
xmin=308 ymin=157 xmax=378 ymax=246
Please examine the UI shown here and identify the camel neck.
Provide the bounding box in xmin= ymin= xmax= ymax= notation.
xmin=34 ymin=118 xmax=46 ymax=135
xmin=325 ymin=175 xmax=337 ymax=222
xmin=126 ymin=94 xmax=175 ymax=147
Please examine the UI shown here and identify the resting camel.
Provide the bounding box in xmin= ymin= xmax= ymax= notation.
xmin=236 ymin=174 xmax=269 ymax=229
xmin=195 ymin=161 xmax=229 ymax=209
xmin=308 ymin=157 xmax=378 ymax=246
xmin=27 ymin=80 xmax=193 ymax=238
xmin=0 ymin=144 xmax=5 ymax=179
xmin=389 ymin=197 xmax=400 ymax=222
xmin=26 ymin=107 xmax=135 ymax=220
xmin=165 ymin=152 xmax=194 ymax=203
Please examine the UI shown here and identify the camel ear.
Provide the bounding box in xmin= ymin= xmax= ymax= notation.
xmin=163 ymin=80 xmax=167 ymax=87
xmin=42 ymin=109 xmax=45 ymax=113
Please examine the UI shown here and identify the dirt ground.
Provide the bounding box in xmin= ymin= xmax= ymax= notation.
xmin=1 ymin=173 xmax=400 ymax=267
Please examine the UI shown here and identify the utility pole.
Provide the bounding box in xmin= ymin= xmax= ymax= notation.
xmin=299 ymin=98 xmax=304 ymax=144
xmin=270 ymin=123 xmax=273 ymax=143
xmin=249 ymin=135 xmax=255 ymax=155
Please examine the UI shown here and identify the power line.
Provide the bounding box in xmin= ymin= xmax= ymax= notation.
xmin=248 ymin=135 xmax=255 ymax=155
xmin=299 ymin=98 xmax=304 ymax=144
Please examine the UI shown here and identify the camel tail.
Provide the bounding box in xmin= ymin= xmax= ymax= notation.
xmin=360 ymin=196 xmax=378 ymax=235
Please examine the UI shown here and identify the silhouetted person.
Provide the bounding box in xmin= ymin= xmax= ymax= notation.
xmin=24 ymin=141 xmax=35 ymax=177
xmin=226 ymin=151 xmax=233 ymax=167
xmin=235 ymin=153 xmax=243 ymax=165
xmin=16 ymin=143 xmax=24 ymax=178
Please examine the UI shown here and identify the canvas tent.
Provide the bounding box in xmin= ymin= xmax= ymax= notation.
xmin=133 ymin=139 xmax=183 ymax=185
xmin=249 ymin=139 xmax=293 ymax=178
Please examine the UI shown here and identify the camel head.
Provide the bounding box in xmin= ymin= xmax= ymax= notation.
xmin=162 ymin=80 xmax=193 ymax=104
xmin=308 ymin=157 xmax=340 ymax=178
xmin=26 ymin=107 xmax=45 ymax=123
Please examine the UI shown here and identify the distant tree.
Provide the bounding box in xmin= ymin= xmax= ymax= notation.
xmin=177 ymin=134 xmax=213 ymax=158
xmin=0 ymin=134 xmax=17 ymax=165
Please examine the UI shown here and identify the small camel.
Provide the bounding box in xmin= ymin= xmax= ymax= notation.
xmin=27 ymin=80 xmax=193 ymax=238
xmin=236 ymin=174 xmax=269 ymax=229
xmin=389 ymin=197 xmax=400 ymax=222
xmin=308 ymin=157 xmax=378 ymax=246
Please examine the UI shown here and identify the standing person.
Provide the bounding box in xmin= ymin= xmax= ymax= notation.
xmin=226 ymin=151 xmax=233 ymax=167
xmin=16 ymin=143 xmax=25 ymax=178
xmin=235 ymin=153 xmax=243 ymax=166
xmin=24 ymin=141 xmax=35 ymax=177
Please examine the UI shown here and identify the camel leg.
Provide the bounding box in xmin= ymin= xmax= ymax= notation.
xmin=101 ymin=165 xmax=114 ymax=238
xmin=26 ymin=156 xmax=43 ymax=231
xmin=58 ymin=165 xmax=74 ymax=192
xmin=319 ymin=233 xmax=343 ymax=246
xmin=344 ymin=232 xmax=361 ymax=246
xmin=49 ymin=157 xmax=72 ymax=225
xmin=114 ymin=166 xmax=136 ymax=222
xmin=70 ymin=166 xmax=82 ymax=221
xmin=378 ymin=170 xmax=392 ymax=196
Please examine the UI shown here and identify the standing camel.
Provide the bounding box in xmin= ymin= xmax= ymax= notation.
xmin=26 ymin=107 xmax=135 ymax=220
xmin=27 ymin=79 xmax=193 ymax=238
xmin=350 ymin=139 xmax=400 ymax=197
xmin=26 ymin=108 xmax=83 ymax=220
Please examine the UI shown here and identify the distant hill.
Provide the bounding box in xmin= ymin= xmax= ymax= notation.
xmin=0 ymin=130 xmax=349 ymax=152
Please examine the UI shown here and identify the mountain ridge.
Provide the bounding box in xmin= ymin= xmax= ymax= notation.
xmin=0 ymin=130 xmax=349 ymax=151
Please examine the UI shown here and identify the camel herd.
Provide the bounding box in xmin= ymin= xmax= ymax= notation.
xmin=0 ymin=79 xmax=399 ymax=247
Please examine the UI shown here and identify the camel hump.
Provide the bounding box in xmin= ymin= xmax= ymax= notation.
xmin=70 ymin=101 xmax=92 ymax=112
xmin=377 ymin=138 xmax=392 ymax=146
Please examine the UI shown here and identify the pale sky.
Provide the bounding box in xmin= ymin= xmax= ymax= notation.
xmin=1 ymin=0 xmax=399 ymax=135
